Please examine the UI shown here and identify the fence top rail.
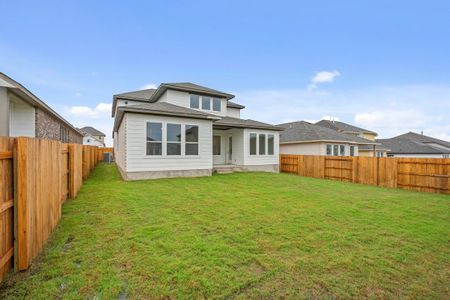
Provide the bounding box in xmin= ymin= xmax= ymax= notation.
xmin=0 ymin=151 xmax=13 ymax=159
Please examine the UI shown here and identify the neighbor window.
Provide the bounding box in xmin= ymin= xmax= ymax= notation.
xmin=146 ymin=122 xmax=162 ymax=155
xmin=326 ymin=144 xmax=332 ymax=156
xmin=202 ymin=96 xmax=211 ymax=110
xmin=190 ymin=94 xmax=199 ymax=109
xmin=185 ymin=125 xmax=199 ymax=155
xmin=213 ymin=98 xmax=221 ymax=111
xmin=213 ymin=135 xmax=221 ymax=155
xmin=443 ymin=154 xmax=449 ymax=158
xmin=339 ymin=145 xmax=345 ymax=156
xmin=350 ymin=146 xmax=355 ymax=156
xmin=249 ymin=133 xmax=257 ymax=155
xmin=333 ymin=145 xmax=339 ymax=156
xmin=259 ymin=134 xmax=266 ymax=155
xmin=167 ymin=123 xmax=181 ymax=155
xmin=268 ymin=134 xmax=274 ymax=155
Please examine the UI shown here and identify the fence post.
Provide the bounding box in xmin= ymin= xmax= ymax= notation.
xmin=13 ymin=137 xmax=29 ymax=271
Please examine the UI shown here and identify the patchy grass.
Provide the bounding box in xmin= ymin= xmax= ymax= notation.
xmin=1 ymin=164 xmax=449 ymax=299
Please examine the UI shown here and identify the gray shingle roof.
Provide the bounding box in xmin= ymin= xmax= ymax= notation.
xmin=214 ymin=117 xmax=284 ymax=131
xmin=227 ymin=101 xmax=245 ymax=109
xmin=114 ymin=89 xmax=156 ymax=101
xmin=378 ymin=132 xmax=450 ymax=154
xmin=316 ymin=120 xmax=377 ymax=135
xmin=113 ymin=102 xmax=220 ymax=132
xmin=79 ymin=126 xmax=105 ymax=137
xmin=279 ymin=121 xmax=378 ymax=144
xmin=160 ymin=82 xmax=234 ymax=99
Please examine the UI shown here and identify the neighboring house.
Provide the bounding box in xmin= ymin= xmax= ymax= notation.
xmin=79 ymin=126 xmax=106 ymax=147
xmin=112 ymin=82 xmax=283 ymax=180
xmin=0 ymin=72 xmax=82 ymax=143
xmin=378 ymin=132 xmax=450 ymax=158
xmin=278 ymin=121 xmax=378 ymax=156
xmin=315 ymin=120 xmax=389 ymax=157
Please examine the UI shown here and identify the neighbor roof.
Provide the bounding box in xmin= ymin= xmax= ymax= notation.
xmin=316 ymin=120 xmax=377 ymax=135
xmin=378 ymin=132 xmax=450 ymax=154
xmin=0 ymin=72 xmax=82 ymax=136
xmin=79 ymin=126 xmax=105 ymax=137
xmin=214 ymin=117 xmax=284 ymax=131
xmin=279 ymin=121 xmax=378 ymax=144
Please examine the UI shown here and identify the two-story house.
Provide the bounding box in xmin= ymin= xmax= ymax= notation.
xmin=79 ymin=126 xmax=106 ymax=147
xmin=112 ymin=82 xmax=283 ymax=180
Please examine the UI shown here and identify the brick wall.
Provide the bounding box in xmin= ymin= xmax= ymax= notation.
xmin=35 ymin=109 xmax=83 ymax=144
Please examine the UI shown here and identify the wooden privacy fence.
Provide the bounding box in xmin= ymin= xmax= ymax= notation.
xmin=280 ymin=155 xmax=450 ymax=194
xmin=0 ymin=137 xmax=107 ymax=282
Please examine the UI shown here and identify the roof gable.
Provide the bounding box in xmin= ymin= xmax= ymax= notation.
xmin=316 ymin=120 xmax=377 ymax=135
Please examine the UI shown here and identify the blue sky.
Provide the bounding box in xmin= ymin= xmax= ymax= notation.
xmin=1 ymin=1 xmax=450 ymax=146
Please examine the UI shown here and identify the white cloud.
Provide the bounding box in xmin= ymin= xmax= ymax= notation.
xmin=308 ymin=70 xmax=341 ymax=90
xmin=140 ymin=83 xmax=157 ymax=90
xmin=68 ymin=102 xmax=112 ymax=118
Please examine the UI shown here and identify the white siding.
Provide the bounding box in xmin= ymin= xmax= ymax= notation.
xmin=9 ymin=94 xmax=35 ymax=137
xmin=280 ymin=142 xmax=360 ymax=156
xmin=160 ymin=89 xmax=228 ymax=117
xmin=280 ymin=142 xmax=324 ymax=155
xmin=83 ymin=135 xmax=104 ymax=147
xmin=243 ymin=129 xmax=279 ymax=166
xmin=0 ymin=87 xmax=9 ymax=136
xmin=115 ymin=114 xmax=127 ymax=171
xmin=125 ymin=113 xmax=213 ymax=172
xmin=226 ymin=107 xmax=241 ymax=118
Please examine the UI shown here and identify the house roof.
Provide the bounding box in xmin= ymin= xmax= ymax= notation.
xmin=113 ymin=102 xmax=281 ymax=132
xmin=0 ymin=72 xmax=83 ymax=137
xmin=278 ymin=121 xmax=378 ymax=144
xmin=378 ymin=132 xmax=450 ymax=154
xmin=113 ymin=102 xmax=220 ymax=132
xmin=79 ymin=126 xmax=106 ymax=137
xmin=315 ymin=120 xmax=377 ymax=135
xmin=227 ymin=101 xmax=245 ymax=109
xmin=112 ymin=82 xmax=236 ymax=117
xmin=214 ymin=117 xmax=284 ymax=131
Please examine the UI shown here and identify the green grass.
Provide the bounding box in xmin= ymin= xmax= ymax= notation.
xmin=1 ymin=164 xmax=449 ymax=299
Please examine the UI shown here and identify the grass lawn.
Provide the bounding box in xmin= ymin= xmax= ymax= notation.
xmin=1 ymin=164 xmax=449 ymax=299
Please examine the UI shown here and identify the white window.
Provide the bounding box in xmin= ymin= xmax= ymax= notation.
xmin=326 ymin=144 xmax=332 ymax=156
xmin=185 ymin=125 xmax=199 ymax=155
xmin=202 ymin=97 xmax=211 ymax=110
xmin=376 ymin=151 xmax=384 ymax=157
xmin=213 ymin=135 xmax=221 ymax=155
xmin=190 ymin=95 xmax=199 ymax=109
xmin=213 ymin=98 xmax=221 ymax=112
xmin=350 ymin=146 xmax=355 ymax=156
xmin=259 ymin=134 xmax=266 ymax=155
xmin=339 ymin=145 xmax=345 ymax=156
xmin=333 ymin=145 xmax=339 ymax=156
xmin=268 ymin=134 xmax=274 ymax=155
xmin=167 ymin=124 xmax=181 ymax=155
xmin=249 ymin=133 xmax=257 ymax=155
xmin=443 ymin=154 xmax=449 ymax=158
xmin=146 ymin=122 xmax=162 ymax=155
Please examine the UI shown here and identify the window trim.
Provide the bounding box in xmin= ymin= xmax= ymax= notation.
xmin=190 ymin=94 xmax=200 ymax=109
xmin=146 ymin=122 xmax=163 ymax=156
xmin=350 ymin=145 xmax=355 ymax=156
xmin=212 ymin=98 xmax=221 ymax=112
xmin=213 ymin=135 xmax=221 ymax=155
xmin=166 ymin=123 xmax=182 ymax=156
xmin=185 ymin=124 xmax=199 ymax=156
xmin=201 ymin=96 xmax=211 ymax=110
xmin=326 ymin=144 xmax=332 ymax=156
xmin=249 ymin=133 xmax=257 ymax=155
